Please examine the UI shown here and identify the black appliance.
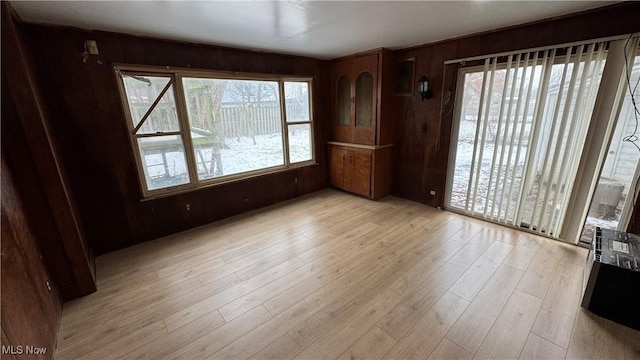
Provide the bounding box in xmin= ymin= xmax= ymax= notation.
xmin=581 ymin=227 xmax=640 ymax=330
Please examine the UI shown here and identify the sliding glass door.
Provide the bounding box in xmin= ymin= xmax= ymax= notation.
xmin=446 ymin=42 xmax=607 ymax=239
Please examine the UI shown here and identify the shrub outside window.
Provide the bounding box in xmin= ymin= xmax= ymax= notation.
xmin=116 ymin=66 xmax=314 ymax=198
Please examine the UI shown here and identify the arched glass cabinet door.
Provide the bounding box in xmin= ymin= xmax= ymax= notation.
xmin=355 ymin=72 xmax=373 ymax=127
xmin=337 ymin=75 xmax=351 ymax=126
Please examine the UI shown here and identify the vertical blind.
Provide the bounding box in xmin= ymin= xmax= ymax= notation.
xmin=450 ymin=40 xmax=608 ymax=238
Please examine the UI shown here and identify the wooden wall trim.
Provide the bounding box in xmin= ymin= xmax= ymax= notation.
xmin=1 ymin=2 xmax=96 ymax=295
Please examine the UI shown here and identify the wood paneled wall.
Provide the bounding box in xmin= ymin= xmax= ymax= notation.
xmin=1 ymin=158 xmax=61 ymax=360
xmin=391 ymin=2 xmax=640 ymax=211
xmin=20 ymin=22 xmax=330 ymax=255
xmin=1 ymin=4 xmax=78 ymax=357
xmin=1 ymin=74 xmax=78 ymax=299
xmin=2 ymin=2 xmax=96 ymax=301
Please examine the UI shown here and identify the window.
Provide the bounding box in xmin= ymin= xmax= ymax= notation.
xmin=116 ymin=67 xmax=314 ymax=197
xmin=284 ymin=81 xmax=313 ymax=163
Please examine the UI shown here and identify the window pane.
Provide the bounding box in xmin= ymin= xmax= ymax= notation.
xmin=355 ymin=72 xmax=373 ymax=127
xmin=182 ymin=78 xmax=284 ymax=180
xmin=122 ymin=75 xmax=180 ymax=134
xmin=284 ymin=82 xmax=310 ymax=122
xmin=137 ymin=135 xmax=189 ymax=190
xmin=337 ymin=76 xmax=351 ymax=126
xmin=288 ymin=124 xmax=312 ymax=163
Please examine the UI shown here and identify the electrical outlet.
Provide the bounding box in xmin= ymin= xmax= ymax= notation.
xmin=430 ymin=190 xmax=436 ymax=196
xmin=185 ymin=203 xmax=191 ymax=211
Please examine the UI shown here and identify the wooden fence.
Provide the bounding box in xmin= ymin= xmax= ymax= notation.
xmin=131 ymin=103 xmax=306 ymax=138
xmin=196 ymin=104 xmax=306 ymax=138
xmin=217 ymin=107 xmax=281 ymax=138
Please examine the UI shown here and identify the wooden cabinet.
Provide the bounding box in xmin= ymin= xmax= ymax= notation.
xmin=329 ymin=49 xmax=393 ymax=199
xmin=330 ymin=145 xmax=371 ymax=197
xmin=329 ymin=143 xmax=391 ymax=200
xmin=331 ymin=49 xmax=393 ymax=146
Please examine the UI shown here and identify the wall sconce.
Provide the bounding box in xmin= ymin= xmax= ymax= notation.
xmin=417 ymin=75 xmax=432 ymax=101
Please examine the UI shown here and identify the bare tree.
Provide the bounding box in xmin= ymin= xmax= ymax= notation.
xmin=184 ymin=79 xmax=228 ymax=176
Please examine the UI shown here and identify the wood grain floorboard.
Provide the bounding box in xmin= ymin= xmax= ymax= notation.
xmin=473 ymin=289 xmax=542 ymax=359
xmin=336 ymin=326 xmax=397 ymax=360
xmin=449 ymin=240 xmax=514 ymax=302
xmin=429 ymin=338 xmax=474 ymax=360
xmin=520 ymin=333 xmax=567 ymax=360
xmin=54 ymin=190 xmax=640 ymax=359
xmin=382 ymin=291 xmax=470 ymax=360
xmin=379 ymin=261 xmax=468 ymax=340
xmin=446 ymin=264 xmax=525 ymax=354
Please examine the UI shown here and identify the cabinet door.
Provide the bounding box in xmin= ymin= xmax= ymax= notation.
xmin=329 ymin=146 xmax=347 ymax=189
xmin=329 ymin=145 xmax=371 ymax=198
xmin=349 ymin=148 xmax=372 ymax=197
xmin=332 ymin=61 xmax=353 ymax=143
xmin=352 ymin=54 xmax=378 ymax=145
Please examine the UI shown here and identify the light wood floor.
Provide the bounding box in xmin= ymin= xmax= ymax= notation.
xmin=56 ymin=189 xmax=640 ymax=360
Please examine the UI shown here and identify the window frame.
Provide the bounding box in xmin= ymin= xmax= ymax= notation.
xmin=282 ymin=79 xmax=315 ymax=165
xmin=114 ymin=64 xmax=316 ymax=199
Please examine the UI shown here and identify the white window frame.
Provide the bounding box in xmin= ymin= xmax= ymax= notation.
xmin=281 ymin=79 xmax=315 ymax=166
xmin=114 ymin=64 xmax=316 ymax=199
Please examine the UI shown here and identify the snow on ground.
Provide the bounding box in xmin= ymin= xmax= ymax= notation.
xmin=450 ymin=137 xmax=527 ymax=216
xmin=143 ymin=127 xmax=311 ymax=189
xmin=450 ymin=119 xmax=625 ymax=237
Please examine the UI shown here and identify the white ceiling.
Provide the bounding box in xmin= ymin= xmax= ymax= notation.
xmin=12 ymin=1 xmax=619 ymax=60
